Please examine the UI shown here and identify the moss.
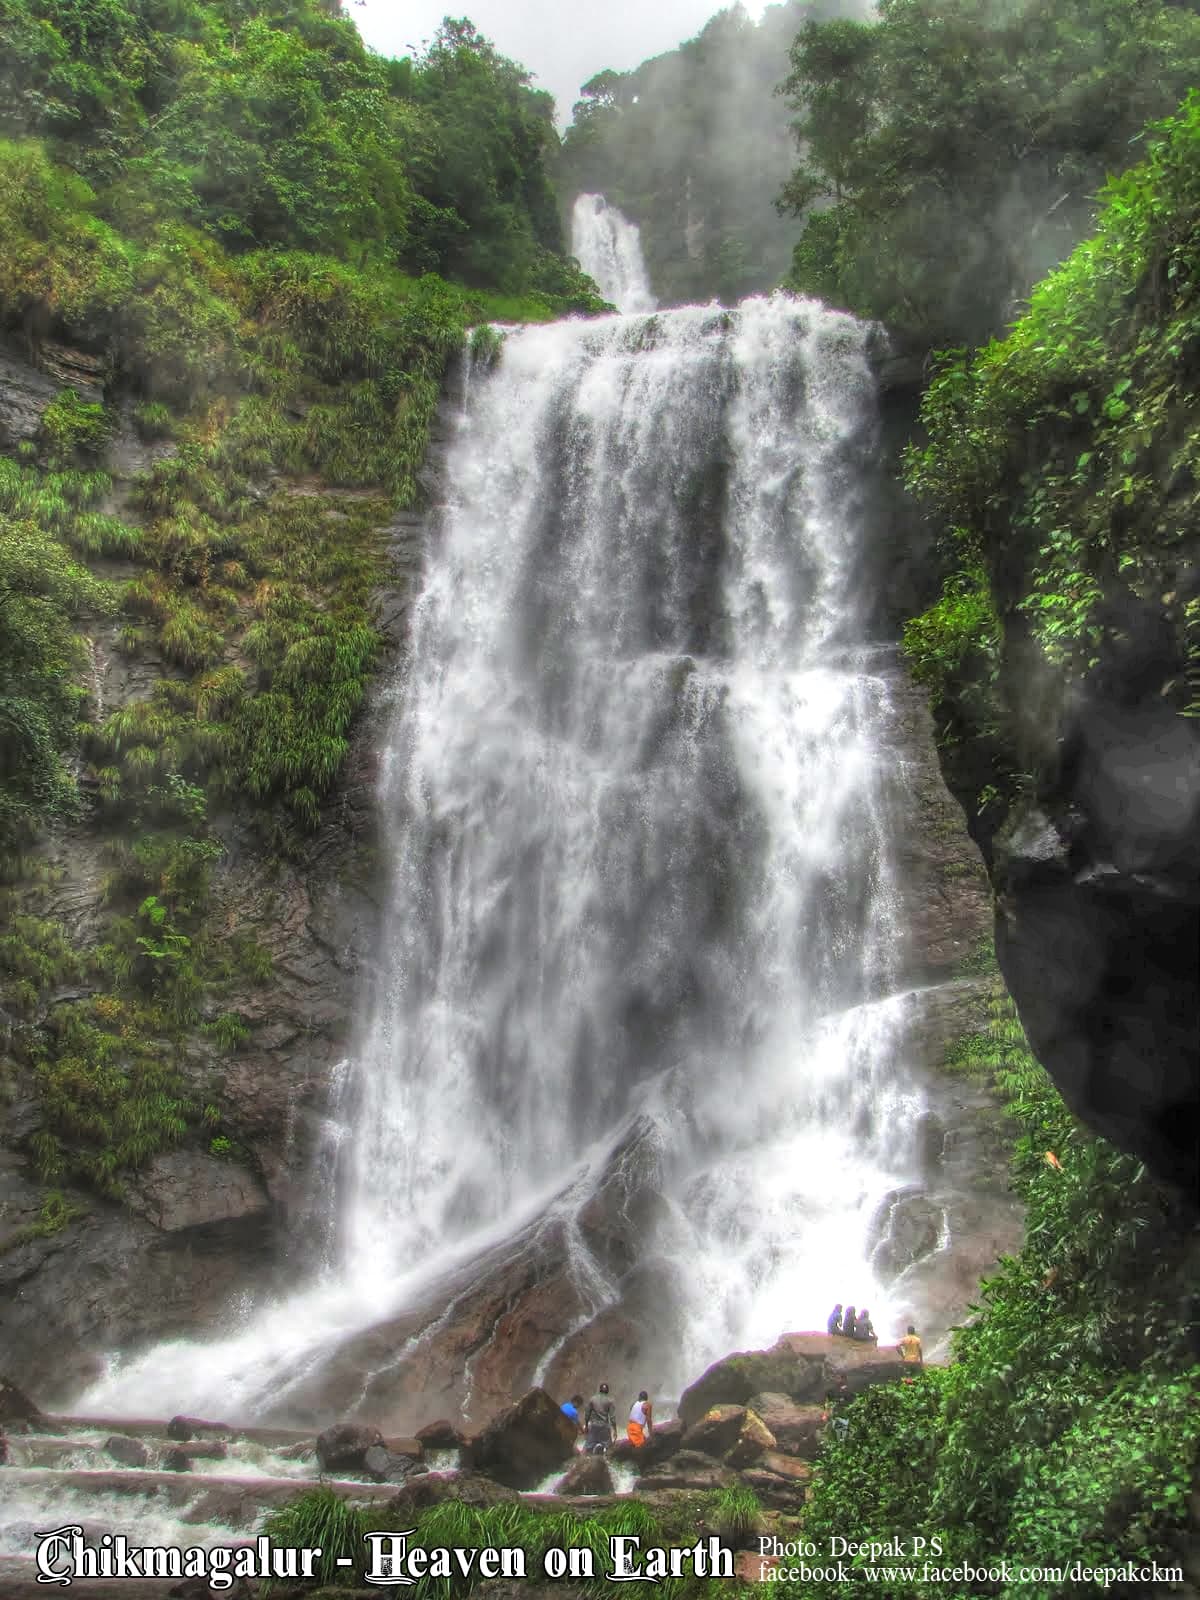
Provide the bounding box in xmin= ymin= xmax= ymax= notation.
xmin=0 ymin=1189 xmax=86 ymax=1254
xmin=953 ymin=931 xmax=999 ymax=979
xmin=38 ymin=388 xmax=113 ymax=468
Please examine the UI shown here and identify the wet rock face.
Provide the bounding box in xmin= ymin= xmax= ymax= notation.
xmin=0 ymin=1377 xmax=42 ymax=1426
xmin=127 ymin=1151 xmax=270 ymax=1233
xmin=679 ymin=1335 xmax=911 ymax=1427
xmin=104 ymin=1434 xmax=149 ymax=1468
xmin=635 ymin=1448 xmax=734 ymax=1492
xmin=316 ymin=1422 xmax=385 ymax=1475
xmin=992 ymin=780 xmax=1200 ymax=1193
xmin=556 ymin=1453 xmax=615 ymax=1495
xmin=465 ymin=1389 xmax=578 ymax=1491
xmin=0 ymin=340 xmax=428 ymax=1400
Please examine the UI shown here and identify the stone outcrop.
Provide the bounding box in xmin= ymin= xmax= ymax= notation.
xmin=991 ymin=789 xmax=1200 ymax=1193
xmin=635 ymin=1448 xmax=734 ymax=1492
xmin=316 ymin=1422 xmax=385 ymax=1475
xmin=684 ymin=1403 xmax=775 ymax=1467
xmin=468 ymin=1389 xmax=578 ymax=1490
xmin=680 ymin=1335 xmax=911 ymax=1427
xmin=0 ymin=1376 xmax=42 ymax=1426
xmin=105 ymin=1434 xmax=150 ymax=1468
xmin=384 ymin=1471 xmax=519 ymax=1518
xmin=556 ymin=1453 xmax=615 ymax=1496
xmin=745 ymin=1395 xmax=825 ymax=1459
xmin=127 ymin=1152 xmax=270 ymax=1234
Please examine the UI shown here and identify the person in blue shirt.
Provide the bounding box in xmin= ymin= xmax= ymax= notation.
xmin=561 ymin=1394 xmax=585 ymax=1432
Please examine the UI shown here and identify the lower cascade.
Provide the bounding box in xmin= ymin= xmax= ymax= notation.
xmin=66 ymin=294 xmax=1015 ymax=1446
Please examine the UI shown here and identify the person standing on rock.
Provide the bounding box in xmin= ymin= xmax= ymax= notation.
xmin=898 ymin=1325 xmax=923 ymax=1365
xmin=583 ymin=1382 xmax=618 ymax=1454
xmin=627 ymin=1391 xmax=654 ymax=1449
xmin=827 ymin=1304 xmax=844 ymax=1336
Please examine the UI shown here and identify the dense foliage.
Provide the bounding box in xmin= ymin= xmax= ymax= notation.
xmin=0 ymin=0 xmax=607 ymax=1203
xmin=779 ymin=0 xmax=1200 ymax=346
xmin=903 ymin=94 xmax=1200 ymax=818
xmin=796 ymin=983 xmax=1200 ymax=1598
xmin=559 ymin=2 xmax=833 ymax=305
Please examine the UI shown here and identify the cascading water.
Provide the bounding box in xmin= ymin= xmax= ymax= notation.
xmin=571 ymin=193 xmax=658 ymax=314
xmin=342 ymin=297 xmax=913 ymax=1308
xmin=80 ymin=273 xmax=949 ymax=1423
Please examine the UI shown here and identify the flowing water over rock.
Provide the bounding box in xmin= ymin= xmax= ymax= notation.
xmin=72 ymin=286 xmax=1020 ymax=1438
xmin=571 ymin=193 xmax=659 ymax=314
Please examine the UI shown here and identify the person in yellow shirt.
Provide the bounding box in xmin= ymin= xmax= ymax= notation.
xmin=897 ymin=1325 xmax=923 ymax=1365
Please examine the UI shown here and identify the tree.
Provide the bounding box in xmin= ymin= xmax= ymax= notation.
xmin=779 ymin=0 xmax=1200 ymax=345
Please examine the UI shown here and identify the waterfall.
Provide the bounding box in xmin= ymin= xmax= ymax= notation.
xmin=80 ymin=296 xmax=937 ymax=1419
xmin=338 ymin=297 xmax=923 ymax=1383
xmin=571 ymin=194 xmax=658 ymax=314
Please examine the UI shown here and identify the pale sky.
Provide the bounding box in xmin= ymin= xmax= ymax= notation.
xmin=355 ymin=0 xmax=763 ymax=125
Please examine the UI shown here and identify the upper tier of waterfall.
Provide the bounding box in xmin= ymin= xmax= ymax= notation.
xmin=571 ymin=194 xmax=658 ymax=314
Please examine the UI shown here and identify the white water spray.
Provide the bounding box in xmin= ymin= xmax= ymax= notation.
xmin=571 ymin=193 xmax=658 ymax=314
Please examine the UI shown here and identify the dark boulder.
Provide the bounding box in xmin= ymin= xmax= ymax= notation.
xmin=105 ymin=1434 xmax=150 ymax=1468
xmin=364 ymin=1444 xmax=426 ymax=1483
xmin=416 ymin=1419 xmax=465 ymax=1450
xmin=556 ymin=1453 xmax=615 ymax=1495
xmin=383 ymin=1435 xmax=424 ymax=1459
xmin=316 ymin=1421 xmax=385 ymax=1475
xmin=468 ymin=1388 xmax=577 ymax=1490
xmin=385 ymin=1471 xmax=519 ymax=1519
xmin=169 ymin=1439 xmax=228 ymax=1462
xmin=636 ymin=1448 xmax=734 ymax=1492
xmin=0 ymin=1377 xmax=42 ymax=1426
xmin=992 ymin=785 xmax=1200 ymax=1194
xmin=611 ymin=1415 xmax=684 ymax=1468
xmin=167 ymin=1415 xmax=228 ymax=1442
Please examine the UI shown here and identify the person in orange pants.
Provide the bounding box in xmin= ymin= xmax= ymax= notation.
xmin=627 ymin=1390 xmax=654 ymax=1448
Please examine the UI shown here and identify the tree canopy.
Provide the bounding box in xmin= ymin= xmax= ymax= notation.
xmin=779 ymin=0 xmax=1200 ymax=346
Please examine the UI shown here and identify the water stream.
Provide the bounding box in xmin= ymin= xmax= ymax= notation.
xmin=77 ymin=203 xmax=934 ymax=1425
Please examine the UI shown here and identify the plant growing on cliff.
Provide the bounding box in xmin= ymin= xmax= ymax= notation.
xmin=907 ymin=94 xmax=1200 ymax=710
xmin=0 ymin=513 xmax=112 ymax=843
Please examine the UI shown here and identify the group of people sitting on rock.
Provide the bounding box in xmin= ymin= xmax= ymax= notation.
xmin=827 ymin=1306 xmax=925 ymax=1367
xmin=561 ymin=1384 xmax=654 ymax=1455
xmin=828 ymin=1303 xmax=876 ymax=1343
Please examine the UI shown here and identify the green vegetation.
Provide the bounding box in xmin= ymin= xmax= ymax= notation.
xmin=559 ymin=2 xmax=826 ymax=304
xmin=779 ymin=0 xmax=1200 ymax=345
xmin=710 ymin=1483 xmax=764 ymax=1545
xmin=0 ymin=0 xmax=608 ymax=1211
xmin=261 ymin=1493 xmax=727 ymax=1597
xmin=902 ymin=94 xmax=1200 ymax=818
xmin=796 ymin=987 xmax=1200 ymax=1597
